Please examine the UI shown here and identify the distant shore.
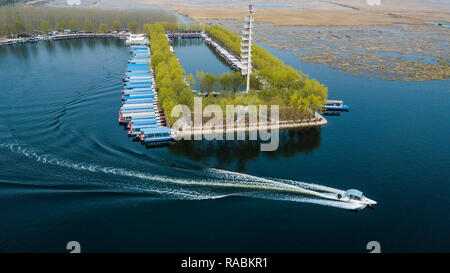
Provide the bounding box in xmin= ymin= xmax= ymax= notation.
xmin=22 ymin=0 xmax=450 ymax=27
xmin=177 ymin=112 xmax=328 ymax=139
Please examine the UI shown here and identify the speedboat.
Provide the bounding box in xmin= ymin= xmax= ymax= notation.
xmin=323 ymin=100 xmax=349 ymax=111
xmin=335 ymin=189 xmax=377 ymax=206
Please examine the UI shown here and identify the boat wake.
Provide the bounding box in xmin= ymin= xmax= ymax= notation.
xmin=0 ymin=141 xmax=365 ymax=210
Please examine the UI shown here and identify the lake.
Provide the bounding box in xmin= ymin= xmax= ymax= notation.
xmin=0 ymin=38 xmax=448 ymax=252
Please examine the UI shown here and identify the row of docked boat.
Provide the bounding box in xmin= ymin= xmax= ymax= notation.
xmin=118 ymin=45 xmax=175 ymax=145
xmin=52 ymin=33 xmax=127 ymax=40
xmin=0 ymin=37 xmax=42 ymax=46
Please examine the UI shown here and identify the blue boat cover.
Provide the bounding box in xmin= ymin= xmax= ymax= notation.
xmin=124 ymin=92 xmax=154 ymax=96
xmin=124 ymin=100 xmax=154 ymax=104
xmin=130 ymin=115 xmax=156 ymax=120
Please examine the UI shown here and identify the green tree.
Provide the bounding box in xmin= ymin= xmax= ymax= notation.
xmin=55 ymin=20 xmax=67 ymax=31
xmin=98 ymin=23 xmax=108 ymax=33
xmin=40 ymin=21 xmax=51 ymax=33
xmin=111 ymin=20 xmax=122 ymax=32
xmin=1 ymin=23 xmax=12 ymax=37
xmin=196 ymin=71 xmax=206 ymax=95
xmin=69 ymin=19 xmax=80 ymax=32
xmin=151 ymin=51 xmax=165 ymax=68
xmin=128 ymin=21 xmax=139 ymax=33
xmin=143 ymin=23 xmax=152 ymax=34
xmin=219 ymin=72 xmax=232 ymax=91
xmin=14 ymin=21 xmax=24 ymax=35
xmin=162 ymin=97 xmax=177 ymax=122
xmin=203 ymin=73 xmax=216 ymax=96
xmin=82 ymin=20 xmax=94 ymax=33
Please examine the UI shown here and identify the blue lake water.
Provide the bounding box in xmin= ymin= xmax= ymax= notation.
xmin=0 ymin=38 xmax=448 ymax=252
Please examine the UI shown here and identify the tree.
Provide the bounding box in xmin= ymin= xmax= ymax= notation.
xmin=25 ymin=23 xmax=34 ymax=34
xmin=111 ymin=20 xmax=122 ymax=32
xmin=128 ymin=21 xmax=139 ymax=33
xmin=14 ymin=21 xmax=25 ymax=35
xmin=203 ymin=73 xmax=216 ymax=96
xmin=82 ymin=20 xmax=94 ymax=33
xmin=162 ymin=97 xmax=177 ymax=123
xmin=143 ymin=23 xmax=152 ymax=34
xmin=40 ymin=21 xmax=51 ymax=33
xmin=196 ymin=71 xmax=206 ymax=95
xmin=219 ymin=72 xmax=232 ymax=91
xmin=186 ymin=74 xmax=195 ymax=90
xmin=98 ymin=23 xmax=108 ymax=33
xmin=55 ymin=20 xmax=67 ymax=31
xmin=69 ymin=19 xmax=80 ymax=32
xmin=151 ymin=51 xmax=165 ymax=68
xmin=1 ymin=23 xmax=12 ymax=37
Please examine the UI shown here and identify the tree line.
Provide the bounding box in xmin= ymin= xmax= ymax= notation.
xmin=0 ymin=6 xmax=176 ymax=36
xmin=1 ymin=19 xmax=142 ymax=37
xmin=159 ymin=22 xmax=203 ymax=33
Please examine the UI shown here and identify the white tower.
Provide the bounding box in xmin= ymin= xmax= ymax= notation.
xmin=240 ymin=0 xmax=254 ymax=93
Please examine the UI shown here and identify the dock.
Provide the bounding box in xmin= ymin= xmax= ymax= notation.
xmin=118 ymin=42 xmax=176 ymax=145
